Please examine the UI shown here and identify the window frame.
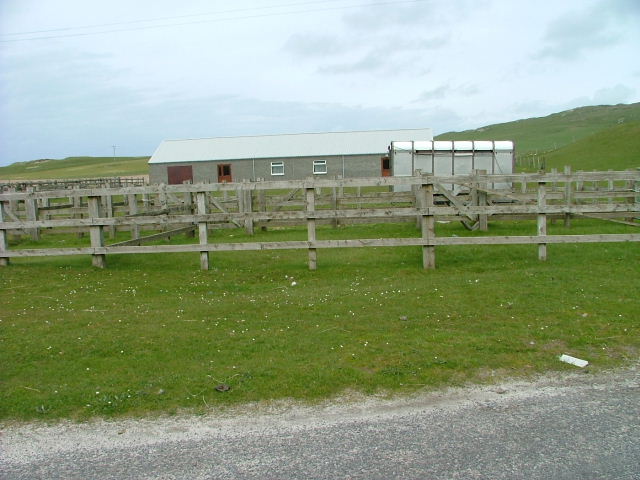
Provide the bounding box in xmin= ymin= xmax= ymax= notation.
xmin=270 ymin=161 xmax=285 ymax=176
xmin=313 ymin=159 xmax=327 ymax=175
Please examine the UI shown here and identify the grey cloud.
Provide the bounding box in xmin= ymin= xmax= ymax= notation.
xmin=342 ymin=2 xmax=436 ymax=30
xmin=317 ymin=52 xmax=385 ymax=74
xmin=565 ymin=84 xmax=636 ymax=108
xmin=606 ymin=0 xmax=640 ymax=18
xmin=340 ymin=0 xmax=485 ymax=31
xmin=415 ymin=83 xmax=478 ymax=102
xmin=283 ymin=33 xmax=346 ymax=57
xmin=316 ymin=34 xmax=449 ymax=75
xmin=534 ymin=0 xmax=639 ymax=61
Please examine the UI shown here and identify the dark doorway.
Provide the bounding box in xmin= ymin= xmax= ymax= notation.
xmin=217 ymin=164 xmax=232 ymax=183
xmin=381 ymin=156 xmax=391 ymax=177
xmin=167 ymin=165 xmax=193 ymax=184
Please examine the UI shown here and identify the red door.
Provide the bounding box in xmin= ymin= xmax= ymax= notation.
xmin=381 ymin=156 xmax=391 ymax=176
xmin=217 ymin=164 xmax=232 ymax=183
xmin=167 ymin=165 xmax=193 ymax=184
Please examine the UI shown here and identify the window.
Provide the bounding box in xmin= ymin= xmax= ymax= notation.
xmin=271 ymin=162 xmax=284 ymax=176
xmin=313 ymin=160 xmax=327 ymax=175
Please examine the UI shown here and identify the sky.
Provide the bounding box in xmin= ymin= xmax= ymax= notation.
xmin=0 ymin=0 xmax=638 ymax=166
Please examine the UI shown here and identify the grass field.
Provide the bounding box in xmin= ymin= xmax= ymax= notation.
xmin=1 ymin=219 xmax=638 ymax=422
xmin=542 ymin=122 xmax=640 ymax=172
xmin=0 ymin=156 xmax=150 ymax=180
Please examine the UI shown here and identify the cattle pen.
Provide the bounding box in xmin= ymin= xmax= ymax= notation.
xmin=1 ymin=169 xmax=638 ymax=271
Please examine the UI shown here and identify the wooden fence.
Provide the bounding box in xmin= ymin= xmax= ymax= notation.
xmin=1 ymin=170 xmax=638 ymax=270
xmin=0 ymin=176 xmax=147 ymax=192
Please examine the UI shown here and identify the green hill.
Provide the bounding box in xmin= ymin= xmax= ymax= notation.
xmin=542 ymin=121 xmax=640 ymax=172
xmin=436 ymin=103 xmax=640 ymax=156
xmin=0 ymin=156 xmax=150 ymax=180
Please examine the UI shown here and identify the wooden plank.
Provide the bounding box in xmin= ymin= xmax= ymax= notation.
xmin=2 ymin=171 xmax=638 ymax=201
xmin=306 ymin=186 xmax=317 ymax=270
xmin=564 ymin=165 xmax=573 ymax=227
xmin=419 ymin=181 xmax=436 ymax=269
xmin=476 ymin=170 xmax=488 ymax=231
xmin=537 ymin=181 xmax=547 ymax=261
xmin=0 ymin=201 xmax=9 ymax=266
xmin=197 ymin=192 xmax=209 ymax=270
xmin=4 ymin=233 xmax=639 ymax=258
xmin=4 ymin=202 xmax=637 ymax=231
xmin=127 ymin=193 xmax=140 ymax=240
xmin=25 ymin=189 xmax=39 ymax=241
xmin=87 ymin=196 xmax=105 ymax=268
xmin=433 ymin=182 xmax=475 ymax=222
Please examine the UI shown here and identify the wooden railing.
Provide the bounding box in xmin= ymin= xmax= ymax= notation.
xmin=1 ymin=170 xmax=638 ymax=270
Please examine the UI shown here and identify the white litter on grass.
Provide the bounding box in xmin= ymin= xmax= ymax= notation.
xmin=559 ymin=354 xmax=589 ymax=368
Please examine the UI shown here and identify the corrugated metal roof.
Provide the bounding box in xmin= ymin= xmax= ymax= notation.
xmin=148 ymin=128 xmax=433 ymax=164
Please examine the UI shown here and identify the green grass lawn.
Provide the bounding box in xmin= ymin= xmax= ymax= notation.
xmin=1 ymin=220 xmax=639 ymax=422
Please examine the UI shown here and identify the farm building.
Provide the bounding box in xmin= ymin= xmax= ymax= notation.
xmin=148 ymin=128 xmax=433 ymax=184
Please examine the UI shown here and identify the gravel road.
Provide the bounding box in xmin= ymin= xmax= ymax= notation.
xmin=2 ymin=366 xmax=639 ymax=479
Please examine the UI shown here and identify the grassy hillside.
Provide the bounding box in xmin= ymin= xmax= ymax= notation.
xmin=436 ymin=103 xmax=640 ymax=155
xmin=543 ymin=122 xmax=640 ymax=171
xmin=0 ymin=156 xmax=150 ymax=180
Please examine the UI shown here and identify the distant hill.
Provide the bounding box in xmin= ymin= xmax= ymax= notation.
xmin=436 ymin=103 xmax=640 ymax=156
xmin=0 ymin=156 xmax=150 ymax=180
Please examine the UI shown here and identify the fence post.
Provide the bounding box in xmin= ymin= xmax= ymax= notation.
xmin=417 ymin=175 xmax=436 ymax=269
xmin=197 ymin=191 xmax=209 ymax=270
xmin=0 ymin=201 xmax=9 ymax=266
xmin=244 ymin=180 xmax=254 ymax=235
xmin=183 ymin=191 xmax=195 ymax=237
xmin=105 ymin=188 xmax=115 ymax=239
xmin=537 ymin=180 xmax=547 ymax=261
xmin=305 ymin=183 xmax=317 ymax=270
xmin=331 ymin=176 xmax=339 ymax=228
xmin=563 ymin=166 xmax=573 ymax=228
xmin=25 ymin=187 xmax=40 ymax=241
xmin=477 ymin=169 xmax=488 ymax=231
xmin=127 ymin=194 xmax=140 ymax=240
xmin=626 ymin=169 xmax=636 ymax=222
xmin=42 ymin=197 xmax=51 ymax=222
xmin=73 ymin=195 xmax=84 ymax=238
xmin=258 ymin=183 xmax=267 ymax=231
xmin=87 ymin=196 xmax=106 ymax=268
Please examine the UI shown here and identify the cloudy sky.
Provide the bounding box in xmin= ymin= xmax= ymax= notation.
xmin=0 ymin=0 xmax=638 ymax=166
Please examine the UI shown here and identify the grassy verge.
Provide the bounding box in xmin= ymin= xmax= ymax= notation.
xmin=1 ymin=220 xmax=638 ymax=422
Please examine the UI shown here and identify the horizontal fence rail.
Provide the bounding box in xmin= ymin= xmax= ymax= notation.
xmin=1 ymin=169 xmax=638 ymax=270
